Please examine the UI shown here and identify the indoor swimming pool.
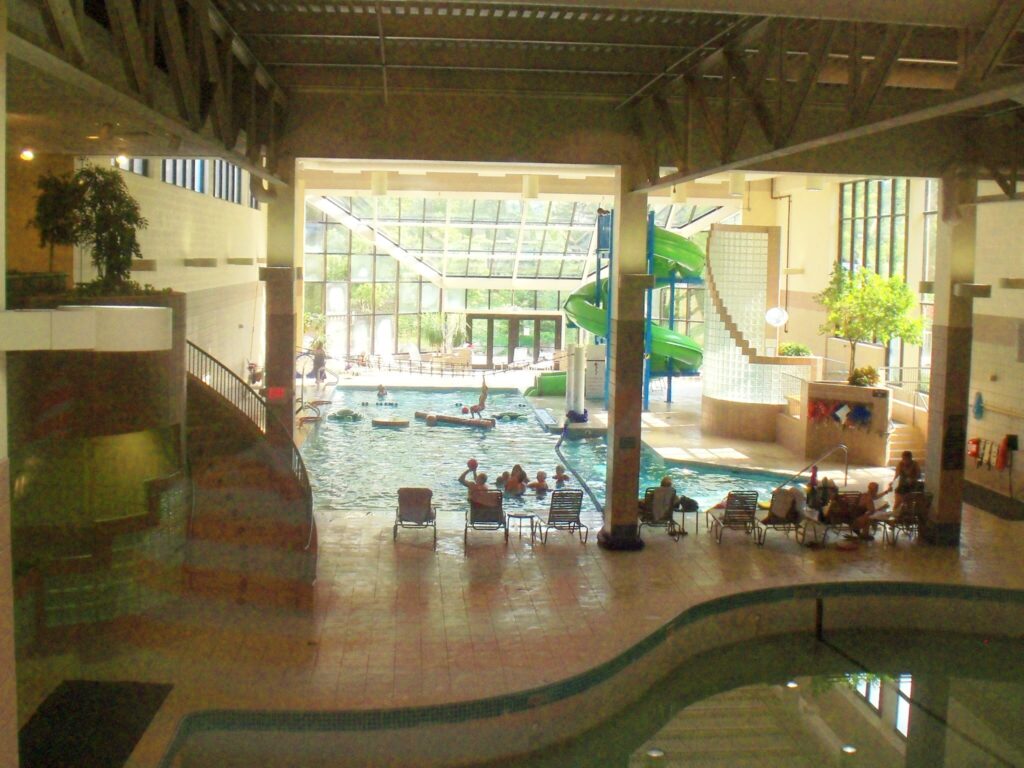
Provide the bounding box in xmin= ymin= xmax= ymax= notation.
xmin=300 ymin=387 xmax=800 ymax=519
xmin=163 ymin=627 xmax=1024 ymax=767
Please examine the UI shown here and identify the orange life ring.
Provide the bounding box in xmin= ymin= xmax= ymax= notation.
xmin=995 ymin=437 xmax=1009 ymax=471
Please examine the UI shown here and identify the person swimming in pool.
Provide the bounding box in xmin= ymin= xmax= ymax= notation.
xmin=377 ymin=384 xmax=388 ymax=399
xmin=504 ymin=464 xmax=528 ymax=496
xmin=553 ymin=465 xmax=570 ymax=485
xmin=528 ymin=471 xmax=549 ymax=493
xmin=469 ymin=376 xmax=488 ymax=417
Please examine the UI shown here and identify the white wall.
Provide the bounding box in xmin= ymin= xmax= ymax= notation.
xmin=967 ymin=198 xmax=1024 ymax=498
xmin=80 ymin=158 xmax=268 ymax=375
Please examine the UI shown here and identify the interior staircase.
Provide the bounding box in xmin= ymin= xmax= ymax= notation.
xmin=185 ymin=345 xmax=317 ymax=608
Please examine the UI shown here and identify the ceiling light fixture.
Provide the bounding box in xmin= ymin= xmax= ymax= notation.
xmin=19 ymin=148 xmax=35 ymax=161
xmin=522 ymin=174 xmax=540 ymax=199
xmin=806 ymin=175 xmax=824 ymax=192
xmin=115 ymin=154 xmax=129 ymax=165
xmin=728 ymin=171 xmax=745 ymax=198
xmin=671 ymin=184 xmax=687 ymax=204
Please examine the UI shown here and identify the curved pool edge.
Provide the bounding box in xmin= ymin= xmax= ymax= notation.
xmin=157 ymin=580 xmax=1024 ymax=767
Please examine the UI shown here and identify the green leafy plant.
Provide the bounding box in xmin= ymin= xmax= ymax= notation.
xmin=31 ymin=165 xmax=148 ymax=286
xmin=815 ymin=266 xmax=923 ymax=372
xmin=303 ymin=311 xmax=326 ymax=346
xmin=848 ymin=365 xmax=880 ymax=387
xmin=778 ymin=342 xmax=812 ymax=357
xmin=30 ymin=172 xmax=84 ymax=272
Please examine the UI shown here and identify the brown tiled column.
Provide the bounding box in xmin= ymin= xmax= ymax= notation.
xmin=262 ymin=183 xmax=300 ymax=445
xmin=0 ymin=9 xmax=19 ymax=760
xmin=923 ymin=171 xmax=976 ymax=545
xmin=598 ymin=164 xmax=649 ymax=551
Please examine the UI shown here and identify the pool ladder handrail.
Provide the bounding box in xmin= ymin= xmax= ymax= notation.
xmin=773 ymin=444 xmax=849 ymax=492
xmin=555 ymin=429 xmax=604 ymax=515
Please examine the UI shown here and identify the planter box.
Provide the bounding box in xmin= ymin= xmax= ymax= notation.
xmin=6 ymin=271 xmax=69 ymax=308
xmin=803 ymin=381 xmax=891 ymax=466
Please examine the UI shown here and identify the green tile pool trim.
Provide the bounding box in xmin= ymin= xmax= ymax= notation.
xmin=158 ymin=580 xmax=1024 ymax=765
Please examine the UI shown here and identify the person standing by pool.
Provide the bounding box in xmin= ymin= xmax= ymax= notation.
xmin=313 ymin=342 xmax=327 ymax=387
xmin=469 ymin=376 xmax=488 ymax=417
xmin=887 ymin=450 xmax=922 ymax=512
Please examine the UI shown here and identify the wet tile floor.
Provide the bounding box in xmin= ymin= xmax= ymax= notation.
xmin=16 ymin=374 xmax=1024 ymax=766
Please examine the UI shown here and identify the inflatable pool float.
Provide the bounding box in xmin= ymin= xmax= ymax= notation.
xmin=415 ymin=411 xmax=495 ymax=430
xmin=372 ymin=418 xmax=409 ymax=428
xmin=328 ymin=408 xmax=363 ymax=422
xmin=494 ymin=411 xmax=525 ymax=421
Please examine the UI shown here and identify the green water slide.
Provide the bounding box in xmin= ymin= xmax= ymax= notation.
xmin=563 ymin=227 xmax=704 ymax=373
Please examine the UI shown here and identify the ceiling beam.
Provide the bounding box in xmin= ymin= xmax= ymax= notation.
xmin=42 ymin=0 xmax=87 ymax=65
xmin=7 ymin=31 xmax=285 ymax=186
xmin=640 ymin=67 xmax=1024 ymax=192
xmin=452 ymin=1 xmax=1006 ymax=29
xmin=958 ymin=0 xmax=1024 ymax=86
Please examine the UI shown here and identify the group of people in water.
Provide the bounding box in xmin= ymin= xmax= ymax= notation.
xmin=459 ymin=460 xmax=571 ymax=505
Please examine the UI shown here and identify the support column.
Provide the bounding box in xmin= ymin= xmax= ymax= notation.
xmin=261 ymin=174 xmax=301 ymax=444
xmin=573 ymin=340 xmax=586 ymax=413
xmin=904 ymin=675 xmax=949 ymax=768
xmin=923 ymin=169 xmax=976 ymax=545
xmin=598 ymin=164 xmax=649 ymax=551
xmin=565 ymin=344 xmax=576 ymax=414
xmin=0 ymin=0 xmax=20 ymax=760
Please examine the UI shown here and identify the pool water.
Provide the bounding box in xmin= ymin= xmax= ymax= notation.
xmin=301 ymin=387 xmax=797 ymax=519
xmin=488 ymin=630 xmax=1024 ymax=768
xmin=166 ymin=629 xmax=1024 ymax=767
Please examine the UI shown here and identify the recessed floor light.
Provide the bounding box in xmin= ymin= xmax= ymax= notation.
xmin=646 ymin=747 xmax=665 ymax=758
xmin=841 ymin=744 xmax=858 ymax=754
xmin=786 ymin=680 xmax=799 ymax=688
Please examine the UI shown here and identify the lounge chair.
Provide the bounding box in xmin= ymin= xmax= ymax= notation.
xmin=542 ymin=489 xmax=588 ymax=543
xmin=880 ymin=491 xmax=931 ymax=544
xmin=394 ymin=487 xmax=437 ymax=548
xmin=820 ymin=491 xmax=863 ymax=543
xmin=465 ymin=491 xmax=507 ymax=546
xmin=639 ymin=486 xmax=682 ymax=541
xmin=709 ymin=490 xmax=758 ymax=543
xmin=756 ymin=488 xmax=804 ymax=546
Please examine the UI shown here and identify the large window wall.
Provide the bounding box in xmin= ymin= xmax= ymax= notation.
xmin=838 ymin=178 xmax=909 ymax=276
xmin=303 ymin=197 xmax=590 ymax=359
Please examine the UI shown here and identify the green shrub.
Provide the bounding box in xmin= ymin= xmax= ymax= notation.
xmin=778 ymin=342 xmax=812 ymax=357
xmin=848 ymin=366 xmax=880 ymax=387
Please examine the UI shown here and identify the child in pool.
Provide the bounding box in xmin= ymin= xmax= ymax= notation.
xmin=528 ymin=471 xmax=549 ymax=493
xmin=469 ymin=376 xmax=488 ymax=417
xmin=553 ymin=465 xmax=570 ymax=485
xmin=377 ymin=384 xmax=388 ymax=399
xmin=504 ymin=464 xmax=528 ymax=495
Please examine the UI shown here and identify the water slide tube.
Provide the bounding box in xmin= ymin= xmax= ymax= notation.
xmin=563 ymin=227 xmax=704 ymax=374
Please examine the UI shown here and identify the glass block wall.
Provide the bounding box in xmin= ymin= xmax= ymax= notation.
xmin=703 ymin=226 xmax=788 ymax=404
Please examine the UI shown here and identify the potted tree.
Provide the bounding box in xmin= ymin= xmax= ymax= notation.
xmin=31 ymin=164 xmax=148 ymax=293
xmin=815 ymin=265 xmax=923 ymax=384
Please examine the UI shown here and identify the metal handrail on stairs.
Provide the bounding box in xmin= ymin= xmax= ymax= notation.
xmin=773 ymin=444 xmax=849 ymax=492
xmin=186 ymin=341 xmax=315 ymax=552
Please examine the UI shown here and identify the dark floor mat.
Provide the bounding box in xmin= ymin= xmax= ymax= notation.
xmin=19 ymin=680 xmax=172 ymax=768
xmin=965 ymin=481 xmax=1024 ymax=521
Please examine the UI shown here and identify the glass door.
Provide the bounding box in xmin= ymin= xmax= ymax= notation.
xmin=469 ymin=318 xmax=490 ymax=367
xmin=492 ymin=319 xmax=510 ymax=366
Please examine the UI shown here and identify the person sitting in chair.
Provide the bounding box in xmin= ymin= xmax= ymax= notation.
xmin=852 ymin=482 xmax=890 ymax=540
xmin=639 ymin=476 xmax=688 ymax=536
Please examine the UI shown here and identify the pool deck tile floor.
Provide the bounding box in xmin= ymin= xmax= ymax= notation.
xmin=16 ymin=373 xmax=1024 ymax=766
